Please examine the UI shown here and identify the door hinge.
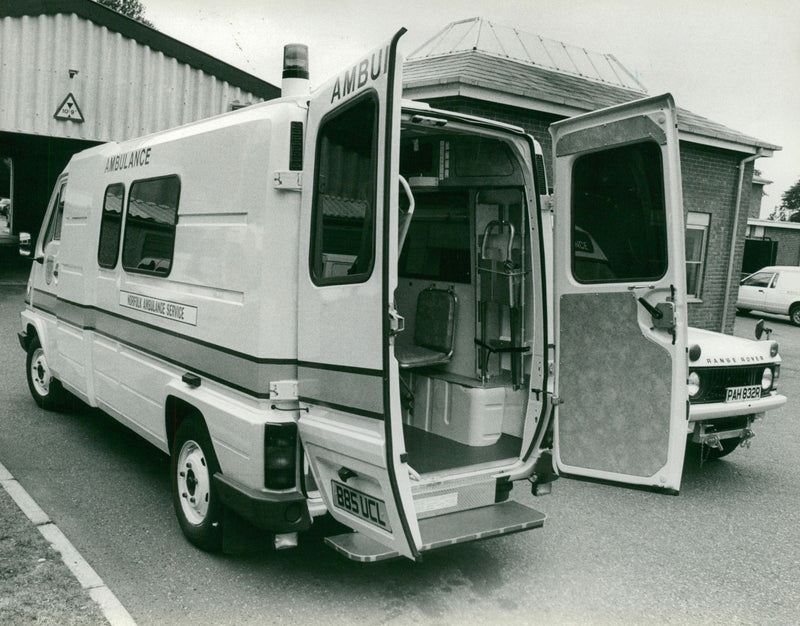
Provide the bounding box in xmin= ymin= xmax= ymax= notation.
xmin=269 ymin=380 xmax=298 ymax=400
xmin=388 ymin=307 xmax=405 ymax=336
xmin=273 ymin=170 xmax=302 ymax=191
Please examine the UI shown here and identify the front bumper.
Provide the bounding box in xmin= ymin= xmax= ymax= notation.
xmin=213 ymin=473 xmax=312 ymax=533
xmin=688 ymin=392 xmax=787 ymax=422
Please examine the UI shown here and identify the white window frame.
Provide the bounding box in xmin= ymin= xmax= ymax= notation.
xmin=686 ymin=212 xmax=710 ymax=300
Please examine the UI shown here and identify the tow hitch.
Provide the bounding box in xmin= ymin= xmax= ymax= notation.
xmin=694 ymin=425 xmax=755 ymax=465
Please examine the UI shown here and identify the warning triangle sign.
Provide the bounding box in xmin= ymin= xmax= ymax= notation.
xmin=53 ymin=93 xmax=85 ymax=123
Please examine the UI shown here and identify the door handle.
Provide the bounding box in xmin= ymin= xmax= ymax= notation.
xmin=337 ymin=467 xmax=358 ymax=482
xmin=637 ymin=297 xmax=663 ymax=319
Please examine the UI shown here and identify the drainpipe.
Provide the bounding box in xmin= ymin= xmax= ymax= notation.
xmin=721 ymin=148 xmax=764 ymax=332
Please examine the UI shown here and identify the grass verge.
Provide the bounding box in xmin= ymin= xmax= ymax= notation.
xmin=0 ymin=484 xmax=108 ymax=625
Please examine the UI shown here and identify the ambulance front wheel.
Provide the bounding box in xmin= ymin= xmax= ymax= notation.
xmin=172 ymin=417 xmax=224 ymax=552
xmin=26 ymin=336 xmax=67 ymax=410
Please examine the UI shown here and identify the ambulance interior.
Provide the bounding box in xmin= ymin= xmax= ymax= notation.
xmin=394 ymin=125 xmax=537 ymax=476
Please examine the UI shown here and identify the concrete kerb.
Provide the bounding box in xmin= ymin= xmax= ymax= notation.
xmin=0 ymin=459 xmax=137 ymax=626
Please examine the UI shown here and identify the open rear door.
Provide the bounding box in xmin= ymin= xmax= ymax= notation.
xmin=550 ymin=94 xmax=688 ymax=492
xmin=295 ymin=31 xmax=422 ymax=560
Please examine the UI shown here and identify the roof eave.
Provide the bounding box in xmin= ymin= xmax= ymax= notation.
xmin=403 ymin=79 xmax=594 ymax=117
xmin=403 ymin=74 xmax=779 ymax=156
xmin=0 ymin=0 xmax=279 ymax=100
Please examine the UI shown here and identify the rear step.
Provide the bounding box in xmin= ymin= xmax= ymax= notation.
xmin=324 ymin=501 xmax=545 ymax=562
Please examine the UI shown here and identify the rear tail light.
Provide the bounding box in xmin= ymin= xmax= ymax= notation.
xmin=264 ymin=423 xmax=297 ymax=490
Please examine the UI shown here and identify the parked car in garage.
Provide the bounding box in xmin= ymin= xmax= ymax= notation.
xmin=737 ymin=266 xmax=800 ymax=325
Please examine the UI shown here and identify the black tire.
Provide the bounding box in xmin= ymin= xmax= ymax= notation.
xmin=172 ymin=417 xmax=224 ymax=552
xmin=702 ymin=437 xmax=742 ymax=460
xmin=736 ymin=308 xmax=750 ymax=315
xmin=789 ymin=304 xmax=800 ymax=326
xmin=25 ymin=336 xmax=66 ymax=410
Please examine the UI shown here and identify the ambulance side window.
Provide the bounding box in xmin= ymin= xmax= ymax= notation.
xmin=571 ymin=141 xmax=667 ymax=283
xmin=42 ymin=182 xmax=67 ymax=247
xmin=310 ymin=95 xmax=377 ymax=285
xmin=97 ymin=184 xmax=125 ymax=269
xmin=121 ymin=175 xmax=180 ymax=276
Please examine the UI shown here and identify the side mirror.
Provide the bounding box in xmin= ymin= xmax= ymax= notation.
xmin=18 ymin=232 xmax=31 ymax=257
xmin=755 ymin=319 xmax=772 ymax=340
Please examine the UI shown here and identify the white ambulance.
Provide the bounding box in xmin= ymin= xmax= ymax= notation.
xmin=19 ymin=32 xmax=695 ymax=562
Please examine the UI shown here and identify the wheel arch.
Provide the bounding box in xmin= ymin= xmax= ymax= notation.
xmin=21 ymin=313 xmax=48 ymax=354
xmin=165 ymin=395 xmax=207 ymax=455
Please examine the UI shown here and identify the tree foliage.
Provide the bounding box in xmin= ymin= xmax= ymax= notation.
xmin=776 ymin=178 xmax=800 ymax=222
xmin=97 ymin=0 xmax=153 ymax=27
xmin=767 ymin=177 xmax=800 ymax=221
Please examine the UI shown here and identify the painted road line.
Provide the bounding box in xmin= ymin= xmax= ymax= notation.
xmin=0 ymin=460 xmax=137 ymax=626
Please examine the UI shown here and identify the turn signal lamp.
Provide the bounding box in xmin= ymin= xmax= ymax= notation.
xmin=688 ymin=344 xmax=701 ymax=362
xmin=770 ymin=342 xmax=779 ymax=357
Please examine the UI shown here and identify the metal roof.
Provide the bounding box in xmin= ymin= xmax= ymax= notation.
xmin=409 ymin=17 xmax=646 ymax=92
xmin=0 ymin=0 xmax=279 ymax=100
xmin=405 ymin=18 xmax=780 ymax=154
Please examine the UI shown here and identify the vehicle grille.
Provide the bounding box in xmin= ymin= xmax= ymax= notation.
xmin=691 ymin=365 xmax=768 ymax=404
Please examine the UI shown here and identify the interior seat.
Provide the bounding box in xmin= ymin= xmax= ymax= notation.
xmin=395 ymin=288 xmax=456 ymax=369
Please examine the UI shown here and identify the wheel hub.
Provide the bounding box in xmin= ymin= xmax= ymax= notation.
xmin=30 ymin=349 xmax=50 ymax=396
xmin=177 ymin=440 xmax=210 ymax=525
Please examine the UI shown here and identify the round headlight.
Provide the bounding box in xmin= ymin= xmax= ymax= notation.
xmin=687 ymin=371 xmax=701 ymax=397
xmin=761 ymin=367 xmax=773 ymax=391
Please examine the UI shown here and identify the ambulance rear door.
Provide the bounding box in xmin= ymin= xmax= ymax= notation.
xmin=295 ymin=31 xmax=422 ymax=561
xmin=550 ymin=94 xmax=688 ymax=492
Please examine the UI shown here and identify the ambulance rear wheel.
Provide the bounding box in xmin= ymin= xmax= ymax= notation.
xmin=172 ymin=417 xmax=224 ymax=552
xmin=789 ymin=304 xmax=800 ymax=326
xmin=26 ymin=336 xmax=66 ymax=410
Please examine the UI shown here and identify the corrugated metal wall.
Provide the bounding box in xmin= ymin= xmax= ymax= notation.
xmin=0 ymin=13 xmax=264 ymax=142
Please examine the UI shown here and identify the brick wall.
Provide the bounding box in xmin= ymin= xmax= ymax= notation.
xmin=680 ymin=143 xmax=753 ymax=332
xmin=419 ymin=96 xmax=753 ymax=333
xmin=749 ymin=183 xmax=765 ymax=218
xmin=760 ymin=226 xmax=800 ymax=266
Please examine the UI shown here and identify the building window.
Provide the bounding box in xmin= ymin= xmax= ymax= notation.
xmin=686 ymin=212 xmax=710 ymax=299
xmin=122 ymin=176 xmax=180 ymax=276
xmin=97 ymin=184 xmax=124 ymax=269
xmin=310 ymin=95 xmax=377 ymax=285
